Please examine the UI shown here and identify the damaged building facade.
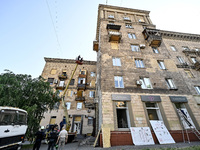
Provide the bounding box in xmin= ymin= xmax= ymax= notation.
xmin=93 ymin=4 xmax=200 ymax=146
xmin=40 ymin=58 xmax=96 ymax=136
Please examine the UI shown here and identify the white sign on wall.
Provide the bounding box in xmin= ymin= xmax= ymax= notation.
xmin=178 ymin=108 xmax=195 ymax=129
xmin=130 ymin=127 xmax=155 ymax=145
xmin=150 ymin=120 xmax=175 ymax=144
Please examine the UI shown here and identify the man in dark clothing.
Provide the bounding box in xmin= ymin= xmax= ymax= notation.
xmin=47 ymin=126 xmax=59 ymax=150
xmin=33 ymin=126 xmax=45 ymax=150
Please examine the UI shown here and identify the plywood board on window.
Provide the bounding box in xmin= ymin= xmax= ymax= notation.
xmin=102 ymin=127 xmax=111 ymax=148
xmin=51 ymin=69 xmax=57 ymax=74
xmin=130 ymin=127 xmax=155 ymax=145
xmin=150 ymin=120 xmax=175 ymax=144
xmin=111 ymin=42 xmax=118 ymax=50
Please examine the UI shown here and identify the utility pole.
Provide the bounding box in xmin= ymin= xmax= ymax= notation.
xmin=61 ymin=55 xmax=83 ymax=131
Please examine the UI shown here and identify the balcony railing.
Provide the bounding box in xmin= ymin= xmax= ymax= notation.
xmin=56 ymin=84 xmax=66 ymax=90
xmin=58 ymin=74 xmax=67 ymax=79
xmin=77 ymin=84 xmax=86 ymax=90
xmin=143 ymin=28 xmax=162 ymax=47
xmin=79 ymin=74 xmax=87 ymax=78
xmin=194 ymin=61 xmax=200 ymax=71
xmin=108 ymin=31 xmax=122 ymax=42
xmin=106 ymin=24 xmax=121 ymax=30
xmin=75 ymin=96 xmax=85 ymax=101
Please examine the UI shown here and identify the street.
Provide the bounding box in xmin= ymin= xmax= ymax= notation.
xmin=22 ymin=141 xmax=200 ymax=150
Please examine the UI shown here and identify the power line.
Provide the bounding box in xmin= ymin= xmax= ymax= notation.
xmin=45 ymin=0 xmax=62 ymax=56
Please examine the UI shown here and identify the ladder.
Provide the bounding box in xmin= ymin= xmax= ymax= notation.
xmin=177 ymin=109 xmax=200 ymax=142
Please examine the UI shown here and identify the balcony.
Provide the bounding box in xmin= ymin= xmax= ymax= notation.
xmin=143 ymin=28 xmax=162 ymax=47
xmin=75 ymin=96 xmax=85 ymax=101
xmin=93 ymin=41 xmax=99 ymax=52
xmin=58 ymin=74 xmax=67 ymax=79
xmin=182 ymin=49 xmax=200 ymax=56
xmin=56 ymin=84 xmax=65 ymax=90
xmin=78 ymin=74 xmax=87 ymax=78
xmin=106 ymin=24 xmax=121 ymax=30
xmin=176 ymin=63 xmax=190 ymax=69
xmin=108 ymin=31 xmax=122 ymax=42
xmin=194 ymin=61 xmax=200 ymax=71
xmin=77 ymin=84 xmax=86 ymax=90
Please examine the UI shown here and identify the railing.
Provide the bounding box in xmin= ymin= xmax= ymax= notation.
xmin=75 ymin=96 xmax=85 ymax=101
xmin=58 ymin=74 xmax=67 ymax=79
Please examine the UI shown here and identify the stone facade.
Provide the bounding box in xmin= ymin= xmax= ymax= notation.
xmin=40 ymin=58 xmax=96 ymax=135
xmin=93 ymin=4 xmax=200 ymax=146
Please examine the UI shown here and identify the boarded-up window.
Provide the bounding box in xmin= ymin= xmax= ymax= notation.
xmin=111 ymin=42 xmax=119 ymax=50
xmin=77 ymin=90 xmax=83 ymax=97
xmin=51 ymin=69 xmax=57 ymax=75
xmin=90 ymin=80 xmax=95 ymax=87
xmin=49 ymin=116 xmax=56 ymax=124
xmin=74 ymin=116 xmax=81 ymax=121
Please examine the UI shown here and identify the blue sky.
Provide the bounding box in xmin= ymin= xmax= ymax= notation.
xmin=1 ymin=0 xmax=200 ymax=78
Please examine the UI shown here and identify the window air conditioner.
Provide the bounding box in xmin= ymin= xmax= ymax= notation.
xmin=140 ymin=44 xmax=145 ymax=49
xmin=136 ymin=80 xmax=142 ymax=85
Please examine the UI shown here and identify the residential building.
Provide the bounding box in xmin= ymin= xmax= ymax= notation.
xmin=93 ymin=4 xmax=200 ymax=146
xmin=40 ymin=58 xmax=96 ymax=136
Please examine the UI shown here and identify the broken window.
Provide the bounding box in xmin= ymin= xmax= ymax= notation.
xmin=116 ymin=101 xmax=130 ymax=128
xmin=145 ymin=102 xmax=163 ymax=121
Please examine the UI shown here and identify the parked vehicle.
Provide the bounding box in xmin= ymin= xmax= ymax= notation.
xmin=0 ymin=106 xmax=28 ymax=150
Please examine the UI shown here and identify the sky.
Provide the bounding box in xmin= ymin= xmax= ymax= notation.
xmin=1 ymin=0 xmax=200 ymax=78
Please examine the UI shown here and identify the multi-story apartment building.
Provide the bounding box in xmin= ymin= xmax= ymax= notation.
xmin=93 ymin=4 xmax=200 ymax=146
xmin=40 ymin=57 xmax=96 ymax=136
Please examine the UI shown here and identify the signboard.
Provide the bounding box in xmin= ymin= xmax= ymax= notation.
xmin=150 ymin=120 xmax=175 ymax=144
xmin=140 ymin=95 xmax=161 ymax=102
xmin=130 ymin=127 xmax=155 ymax=145
xmin=111 ymin=94 xmax=131 ymax=101
xmin=169 ymin=96 xmax=188 ymax=103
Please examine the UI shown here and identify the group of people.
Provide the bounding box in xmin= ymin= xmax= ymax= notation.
xmin=33 ymin=124 xmax=68 ymax=150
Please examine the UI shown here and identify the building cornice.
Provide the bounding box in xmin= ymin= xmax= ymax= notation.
xmin=44 ymin=57 xmax=96 ymax=65
xmin=160 ymin=30 xmax=200 ymax=41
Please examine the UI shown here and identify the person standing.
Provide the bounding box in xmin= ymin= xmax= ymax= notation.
xmin=56 ymin=127 xmax=68 ymax=150
xmin=47 ymin=126 xmax=59 ymax=150
xmin=33 ymin=126 xmax=45 ymax=150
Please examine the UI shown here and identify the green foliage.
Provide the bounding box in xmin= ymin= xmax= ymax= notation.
xmin=0 ymin=70 xmax=60 ymax=140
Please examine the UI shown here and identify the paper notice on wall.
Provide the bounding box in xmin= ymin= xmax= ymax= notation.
xmin=130 ymin=127 xmax=155 ymax=145
xmin=150 ymin=120 xmax=175 ymax=144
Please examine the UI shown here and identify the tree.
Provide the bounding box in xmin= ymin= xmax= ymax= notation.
xmin=0 ymin=70 xmax=60 ymax=140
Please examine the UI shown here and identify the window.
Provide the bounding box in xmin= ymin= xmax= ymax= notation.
xmin=135 ymin=59 xmax=145 ymax=68
xmin=108 ymin=21 xmax=115 ymax=25
xmin=170 ymin=45 xmax=177 ymax=51
xmin=194 ymin=86 xmax=200 ymax=95
xmin=182 ymin=46 xmax=190 ymax=51
xmin=140 ymin=77 xmax=153 ymax=89
xmin=67 ymin=90 xmax=73 ymax=97
xmin=116 ymin=101 xmax=130 ymax=128
xmin=50 ymin=69 xmax=57 ymax=75
xmin=47 ymin=78 xmax=54 ymax=85
xmin=65 ymin=102 xmax=71 ymax=110
xmin=89 ymin=91 xmax=95 ymax=98
xmin=59 ymin=80 xmax=65 ymax=87
xmin=138 ymin=18 xmax=145 ymax=23
xmin=78 ymin=78 xmax=85 ymax=84
xmin=90 ymin=72 xmax=95 ymax=77
xmin=77 ymin=102 xmax=82 ymax=110
xmin=145 ymin=102 xmax=163 ymax=120
xmin=114 ymin=76 xmax=124 ymax=88
xmin=69 ymin=79 xmax=75 ymax=85
xmin=108 ymin=15 xmax=114 ymax=19
xmin=152 ymin=47 xmax=159 ymax=53
xmin=128 ymin=33 xmax=136 ymax=39
xmin=88 ymin=117 xmax=93 ymax=125
xmin=124 ymin=17 xmax=130 ymax=20
xmin=131 ymin=45 xmax=140 ymax=52
xmin=80 ymin=70 xmax=86 ymax=75
xmin=177 ymin=56 xmax=185 ymax=64
xmin=166 ymin=78 xmax=176 ymax=89
xmin=191 ymin=57 xmax=197 ymax=63
xmin=184 ymin=70 xmax=194 ymax=78
xmin=113 ymin=57 xmax=121 ymax=66
xmin=125 ymin=23 xmax=133 ymax=28
xmin=111 ymin=42 xmax=119 ymax=50
xmin=158 ymin=60 xmax=166 ymax=70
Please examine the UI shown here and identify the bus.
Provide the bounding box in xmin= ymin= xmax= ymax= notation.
xmin=0 ymin=106 xmax=28 ymax=150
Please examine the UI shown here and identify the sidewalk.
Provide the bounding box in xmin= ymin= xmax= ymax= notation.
xmin=23 ymin=141 xmax=200 ymax=150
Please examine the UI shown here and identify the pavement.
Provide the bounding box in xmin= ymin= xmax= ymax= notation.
xmin=22 ymin=141 xmax=200 ymax=150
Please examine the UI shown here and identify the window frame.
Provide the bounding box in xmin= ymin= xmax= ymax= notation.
xmin=166 ymin=78 xmax=177 ymax=89
xmin=140 ymin=77 xmax=153 ymax=89
xmin=170 ymin=45 xmax=177 ymax=51
xmin=112 ymin=57 xmax=121 ymax=66
xmin=177 ymin=56 xmax=185 ymax=64
xmin=128 ymin=33 xmax=136 ymax=39
xmin=125 ymin=23 xmax=133 ymax=28
xmin=131 ymin=45 xmax=140 ymax=52
xmin=194 ymin=86 xmax=200 ymax=95
xmin=152 ymin=47 xmax=159 ymax=53
xmin=135 ymin=59 xmax=145 ymax=68
xmin=89 ymin=91 xmax=95 ymax=98
xmin=158 ymin=60 xmax=166 ymax=70
xmin=145 ymin=102 xmax=163 ymax=121
xmin=114 ymin=76 xmax=124 ymax=88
